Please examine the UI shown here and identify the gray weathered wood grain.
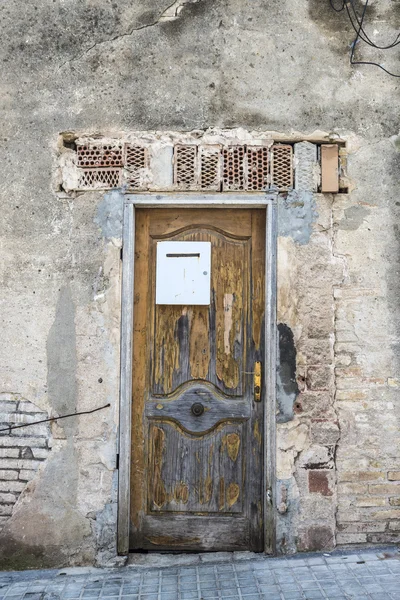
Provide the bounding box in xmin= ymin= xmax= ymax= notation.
xmin=117 ymin=203 xmax=135 ymax=555
xmin=146 ymin=384 xmax=250 ymax=433
xmin=264 ymin=202 xmax=277 ymax=554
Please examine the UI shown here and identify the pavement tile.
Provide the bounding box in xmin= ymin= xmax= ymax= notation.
xmin=280 ymin=583 xmax=300 ymax=591
xmin=281 ymin=593 xmax=304 ymax=600
xmin=3 ymin=547 xmax=400 ymax=600
xmin=199 ymin=591 xmax=219 ymax=599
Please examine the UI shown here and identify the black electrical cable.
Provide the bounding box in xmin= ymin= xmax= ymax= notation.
xmin=329 ymin=0 xmax=345 ymax=13
xmin=0 ymin=403 xmax=111 ymax=434
xmin=345 ymin=0 xmax=400 ymax=50
xmin=329 ymin=0 xmax=400 ymax=77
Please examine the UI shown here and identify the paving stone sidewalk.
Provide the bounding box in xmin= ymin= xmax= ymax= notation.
xmin=0 ymin=547 xmax=400 ymax=600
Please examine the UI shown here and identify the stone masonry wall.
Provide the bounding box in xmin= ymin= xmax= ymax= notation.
xmin=276 ymin=192 xmax=344 ymax=553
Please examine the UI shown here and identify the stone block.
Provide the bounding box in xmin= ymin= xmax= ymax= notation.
xmin=337 ymin=482 xmax=368 ymax=496
xmin=308 ymin=470 xmax=333 ymax=496
xmin=336 ymin=533 xmax=367 ymax=544
xmin=355 ymin=497 xmax=386 ymax=507
xmin=336 ymin=390 xmax=368 ymax=401
xmin=19 ymin=469 xmax=37 ymax=481
xmin=297 ymin=339 xmax=332 ymax=365
xmin=372 ymin=509 xmax=400 ymax=520
xmin=0 ymin=470 xmax=18 ymax=480
xmin=338 ymin=471 xmax=385 ymax=482
xmin=298 ymin=525 xmax=335 ymax=552
xmin=295 ymin=392 xmax=334 ymax=418
xmin=368 ymin=484 xmax=400 ymax=495
xmin=0 ymin=436 xmax=48 ymax=448
xmin=310 ymin=420 xmax=340 ymax=445
xmin=32 ymin=448 xmax=49 ymax=459
xmin=0 ymin=504 xmax=13 ymax=516
xmin=298 ymin=444 xmax=333 ymax=469
xmin=388 ymin=471 xmax=400 ymax=481
xmin=389 ymin=497 xmax=400 ymax=506
xmin=0 ymin=458 xmax=41 ymax=470
xmin=337 ymin=522 xmax=386 ymax=533
xmin=18 ymin=401 xmax=46 ymax=413
xmin=0 ymin=492 xmax=16 ymax=503
xmin=337 ymin=509 xmax=363 ymax=523
xmin=388 ymin=521 xmax=400 ymax=531
xmin=0 ymin=481 xmax=25 ymax=492
xmin=367 ymin=532 xmax=400 ymax=544
xmin=306 ymin=366 xmax=333 ymax=390
xmin=0 ymin=448 xmax=19 ymax=458
xmin=10 ymin=424 xmax=49 ymax=438
xmin=0 ymin=402 xmax=19 ymax=414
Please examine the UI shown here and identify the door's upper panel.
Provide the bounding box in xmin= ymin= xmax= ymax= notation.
xmin=151 ymin=228 xmax=251 ymax=397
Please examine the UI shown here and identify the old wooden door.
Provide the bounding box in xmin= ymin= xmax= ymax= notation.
xmin=130 ymin=208 xmax=266 ymax=551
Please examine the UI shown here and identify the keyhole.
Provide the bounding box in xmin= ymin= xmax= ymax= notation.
xmin=191 ymin=403 xmax=204 ymax=417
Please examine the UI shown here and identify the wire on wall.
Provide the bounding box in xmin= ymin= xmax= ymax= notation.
xmin=0 ymin=403 xmax=111 ymax=435
xmin=329 ymin=0 xmax=400 ymax=77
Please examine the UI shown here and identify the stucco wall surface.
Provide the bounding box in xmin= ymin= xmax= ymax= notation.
xmin=0 ymin=0 xmax=399 ymax=567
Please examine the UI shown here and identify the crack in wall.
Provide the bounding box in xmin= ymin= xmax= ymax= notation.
xmin=330 ymin=196 xmax=348 ymax=549
xmin=58 ymin=0 xmax=203 ymax=71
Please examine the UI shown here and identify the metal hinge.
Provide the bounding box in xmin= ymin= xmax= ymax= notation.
xmin=116 ymin=453 xmax=120 ymax=469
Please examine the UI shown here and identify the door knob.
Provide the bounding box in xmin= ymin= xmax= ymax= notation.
xmin=191 ymin=402 xmax=205 ymax=417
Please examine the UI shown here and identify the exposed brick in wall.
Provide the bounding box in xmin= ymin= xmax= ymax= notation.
xmin=0 ymin=394 xmax=51 ymax=531
xmin=333 ymin=189 xmax=400 ymax=547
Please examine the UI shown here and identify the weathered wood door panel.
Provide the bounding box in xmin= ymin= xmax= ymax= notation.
xmin=130 ymin=208 xmax=265 ymax=551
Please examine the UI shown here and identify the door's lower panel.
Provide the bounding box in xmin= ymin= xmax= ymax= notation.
xmin=130 ymin=516 xmax=250 ymax=551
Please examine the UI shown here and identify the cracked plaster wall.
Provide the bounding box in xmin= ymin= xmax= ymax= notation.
xmin=0 ymin=0 xmax=399 ymax=567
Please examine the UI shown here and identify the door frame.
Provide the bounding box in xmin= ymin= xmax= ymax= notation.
xmin=117 ymin=193 xmax=277 ymax=555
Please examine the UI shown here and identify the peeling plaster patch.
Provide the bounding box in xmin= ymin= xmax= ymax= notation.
xmin=0 ymin=441 xmax=93 ymax=570
xmin=277 ymin=420 xmax=309 ymax=480
xmin=58 ymin=149 xmax=79 ymax=192
xmin=90 ymin=472 xmax=119 ymax=567
xmin=338 ymin=205 xmax=370 ymax=230
xmin=278 ymin=191 xmax=317 ymax=245
xmin=390 ymin=133 xmax=400 ymax=152
xmin=94 ymin=191 xmax=124 ymax=241
xmin=277 ymin=323 xmax=299 ymax=423
xmin=276 ymin=478 xmax=300 ymax=555
xmin=47 ymin=286 xmax=77 ymax=439
xmin=159 ymin=0 xmax=203 ymax=21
